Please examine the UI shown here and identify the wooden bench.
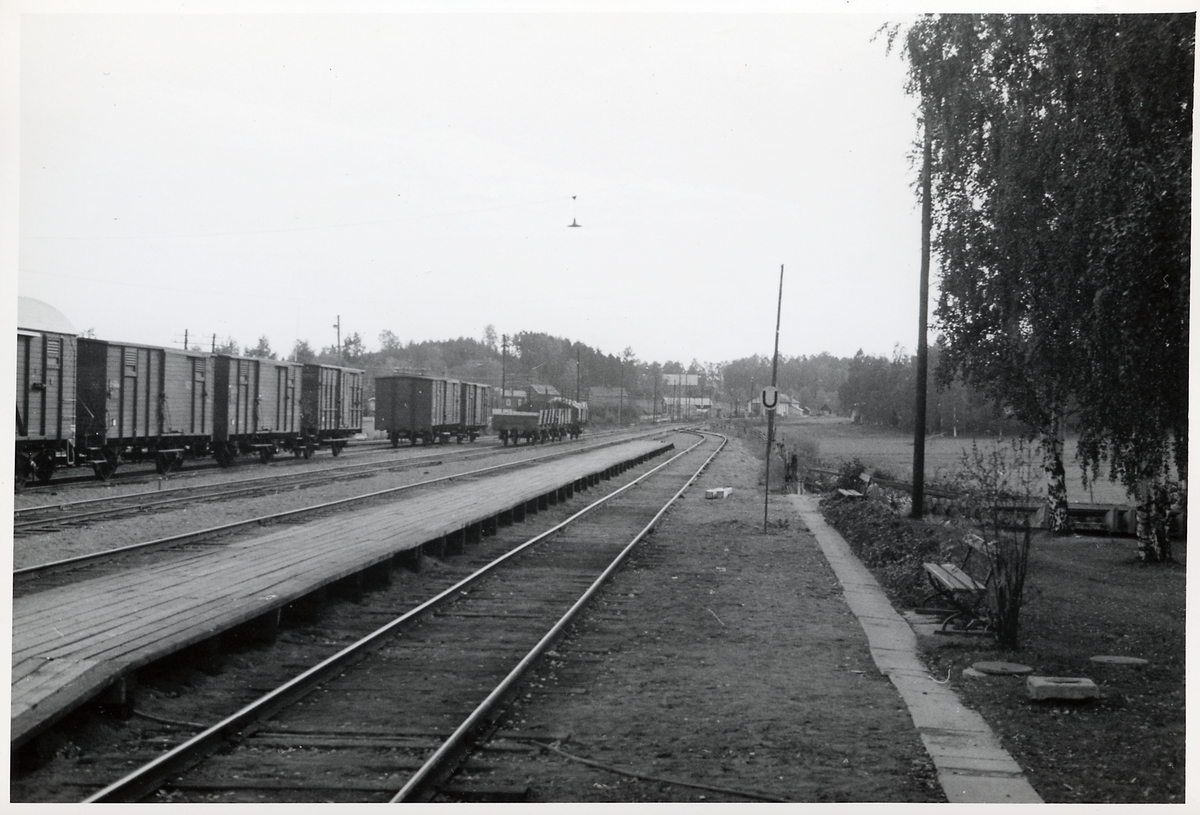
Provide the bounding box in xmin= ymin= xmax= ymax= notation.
xmin=1067 ymin=504 xmax=1118 ymax=534
xmin=837 ymin=470 xmax=874 ymax=499
xmin=921 ymin=534 xmax=993 ymax=634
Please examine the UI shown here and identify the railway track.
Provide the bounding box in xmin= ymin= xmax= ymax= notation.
xmin=13 ymin=428 xmax=676 ymax=588
xmin=13 ymin=428 xmax=649 ymax=536
xmin=14 ymin=436 xmax=398 ymax=492
xmin=69 ymin=430 xmax=723 ymax=803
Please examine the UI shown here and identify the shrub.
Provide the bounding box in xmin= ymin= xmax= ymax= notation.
xmin=949 ymin=440 xmax=1038 ymax=650
xmin=834 ymin=458 xmax=867 ymax=491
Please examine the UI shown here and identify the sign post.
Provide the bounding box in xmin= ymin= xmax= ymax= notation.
xmin=764 ymin=265 xmax=784 ymax=533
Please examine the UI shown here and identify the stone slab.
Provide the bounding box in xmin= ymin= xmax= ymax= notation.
xmin=973 ymin=661 xmax=1033 ymax=676
xmin=1090 ymin=655 xmax=1148 ymax=666
xmin=1027 ymin=675 xmax=1100 ymax=700
xmin=704 ymin=487 xmax=732 ymax=499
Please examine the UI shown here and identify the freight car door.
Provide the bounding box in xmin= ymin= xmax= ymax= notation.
xmin=237 ymin=358 xmax=252 ymax=435
xmin=119 ymin=346 xmax=140 ymax=439
xmin=15 ymin=333 xmax=31 ymax=438
xmin=189 ymin=357 xmax=208 ymax=435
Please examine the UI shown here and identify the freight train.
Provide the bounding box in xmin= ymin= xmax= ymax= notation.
xmin=16 ymin=297 xmax=363 ymax=487
xmin=374 ymin=373 xmax=491 ymax=446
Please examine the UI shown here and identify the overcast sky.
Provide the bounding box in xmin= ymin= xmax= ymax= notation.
xmin=3 ymin=1 xmax=1178 ymax=368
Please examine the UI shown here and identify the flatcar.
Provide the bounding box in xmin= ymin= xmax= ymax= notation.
xmin=492 ymin=394 xmax=588 ymax=446
xmin=375 ymin=374 xmax=490 ymax=446
xmin=15 ymin=297 xmax=78 ymax=487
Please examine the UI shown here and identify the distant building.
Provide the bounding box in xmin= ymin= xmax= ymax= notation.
xmin=661 ymin=396 xmax=712 ymax=420
xmin=499 ymin=388 xmax=527 ymax=408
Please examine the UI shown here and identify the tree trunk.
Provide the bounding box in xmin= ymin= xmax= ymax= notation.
xmin=1042 ymin=420 xmax=1072 ymax=534
xmin=1134 ymin=478 xmax=1172 ymax=563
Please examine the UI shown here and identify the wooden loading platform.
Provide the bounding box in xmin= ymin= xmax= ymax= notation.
xmin=11 ymin=439 xmax=673 ymax=753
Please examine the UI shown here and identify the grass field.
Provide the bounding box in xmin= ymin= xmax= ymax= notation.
xmin=767 ymin=415 xmax=1132 ymax=505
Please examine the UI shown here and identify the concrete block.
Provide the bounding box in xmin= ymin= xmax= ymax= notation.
xmin=705 ymin=487 xmax=733 ymax=499
xmin=1026 ymin=676 xmax=1099 ymax=701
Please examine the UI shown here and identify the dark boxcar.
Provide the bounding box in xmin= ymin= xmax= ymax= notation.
xmin=15 ymin=297 xmax=77 ymax=487
xmin=76 ymin=338 xmax=213 ymax=479
xmin=299 ymin=363 xmax=364 ymax=457
xmin=375 ymin=374 xmax=449 ymax=446
xmin=212 ymin=354 xmax=302 ymax=465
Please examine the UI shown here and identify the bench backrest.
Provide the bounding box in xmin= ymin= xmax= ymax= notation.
xmin=961 ymin=534 xmax=995 ymax=585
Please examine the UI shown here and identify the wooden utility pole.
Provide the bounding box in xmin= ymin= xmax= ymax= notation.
xmin=764 ymin=264 xmax=784 ymax=533
xmin=912 ymin=120 xmax=932 ymax=519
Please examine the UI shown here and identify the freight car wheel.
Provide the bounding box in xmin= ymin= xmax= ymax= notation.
xmin=303 ymin=442 xmax=314 ymax=460
xmin=259 ymin=448 xmax=275 ymax=464
xmin=14 ymin=455 xmax=32 ymax=491
xmin=214 ymin=445 xmax=234 ymax=468
xmin=331 ymin=442 xmax=343 ymax=457
xmin=34 ymin=454 xmax=56 ymax=484
xmin=92 ymin=449 xmax=119 ymax=481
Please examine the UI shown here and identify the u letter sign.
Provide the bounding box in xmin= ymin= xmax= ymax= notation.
xmin=761 ymin=386 xmax=778 ymax=411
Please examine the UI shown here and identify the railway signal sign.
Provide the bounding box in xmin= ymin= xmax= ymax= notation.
xmin=761 ymin=385 xmax=779 ymax=411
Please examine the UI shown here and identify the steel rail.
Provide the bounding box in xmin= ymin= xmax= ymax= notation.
xmin=81 ymin=434 xmax=707 ymax=803
xmin=15 ymin=430 xmax=673 ymax=579
xmin=392 ymin=431 xmax=727 ymax=802
xmin=14 ymin=446 xmax=512 ymax=533
xmin=15 ymin=425 xmax=646 ymax=518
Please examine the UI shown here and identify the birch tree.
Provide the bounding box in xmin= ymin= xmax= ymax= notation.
xmin=896 ymin=14 xmax=1190 ymax=552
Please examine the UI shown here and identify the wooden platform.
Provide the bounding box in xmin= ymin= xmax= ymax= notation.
xmin=11 ymin=439 xmax=672 ymax=748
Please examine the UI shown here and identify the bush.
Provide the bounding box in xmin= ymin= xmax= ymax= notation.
xmin=834 ymin=458 xmax=867 ymax=491
xmin=819 ymin=495 xmax=959 ymax=608
xmin=948 ymin=440 xmax=1038 ymax=649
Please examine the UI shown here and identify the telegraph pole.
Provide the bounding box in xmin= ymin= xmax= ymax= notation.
xmin=618 ymin=361 xmax=624 ymax=427
xmin=333 ymin=315 xmax=342 ymax=363
xmin=501 ymin=334 xmax=508 ymax=406
xmin=912 ymin=120 xmax=932 ymax=519
xmin=764 ymin=264 xmax=784 ymax=533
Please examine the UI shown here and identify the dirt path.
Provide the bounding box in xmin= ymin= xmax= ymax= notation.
xmin=475 ymin=435 xmax=944 ymax=803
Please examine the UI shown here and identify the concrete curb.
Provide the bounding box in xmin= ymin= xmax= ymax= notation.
xmin=789 ymin=494 xmax=1044 ymax=804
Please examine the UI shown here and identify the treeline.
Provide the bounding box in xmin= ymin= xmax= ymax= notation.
xmin=216 ymin=326 xmax=1021 ymax=435
xmin=836 ymin=344 xmax=1028 ymax=437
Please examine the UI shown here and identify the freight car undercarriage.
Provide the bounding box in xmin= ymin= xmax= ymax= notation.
xmin=212 ymin=434 xmax=351 ymax=466
xmin=388 ymin=427 xmax=484 ymax=447
xmin=71 ymin=432 xmax=354 ymax=481
xmin=497 ymin=424 xmax=582 ymax=446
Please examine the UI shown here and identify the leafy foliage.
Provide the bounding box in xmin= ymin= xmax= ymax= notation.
xmin=896 ymin=14 xmax=1191 ymax=531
